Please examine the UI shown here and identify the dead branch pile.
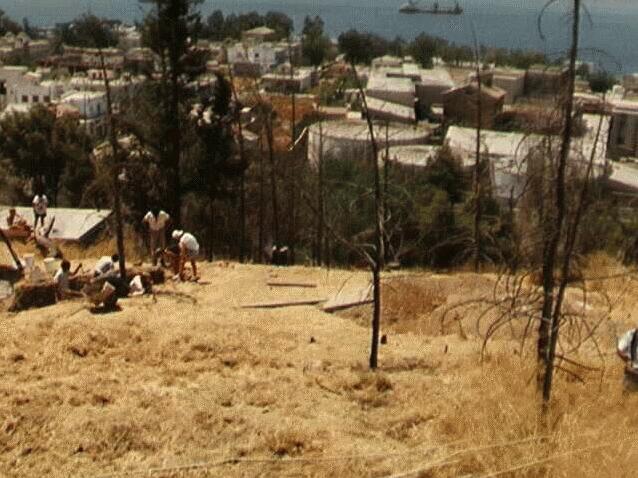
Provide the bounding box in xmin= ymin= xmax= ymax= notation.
xmin=10 ymin=281 xmax=57 ymax=311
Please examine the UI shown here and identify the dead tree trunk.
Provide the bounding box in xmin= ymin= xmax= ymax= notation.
xmin=227 ymin=67 xmax=247 ymax=263
xmin=265 ymin=111 xmax=279 ymax=245
xmin=316 ymin=120 xmax=325 ymax=266
xmin=258 ymin=127 xmax=266 ymax=262
xmin=540 ymin=0 xmax=581 ymax=404
xmin=99 ymin=48 xmax=126 ymax=280
xmin=351 ymin=62 xmax=385 ymax=369
xmin=288 ymin=40 xmax=298 ymax=264
xmin=472 ymin=26 xmax=484 ymax=273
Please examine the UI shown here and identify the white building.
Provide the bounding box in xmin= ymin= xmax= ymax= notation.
xmin=227 ymin=42 xmax=289 ymax=74
xmin=262 ymin=66 xmax=314 ymax=93
xmin=307 ymin=119 xmax=431 ymax=166
xmin=445 ymin=115 xmax=610 ymax=200
xmin=60 ymin=91 xmax=108 ymax=137
xmin=366 ymin=73 xmax=415 ymax=107
xmin=6 ymin=75 xmax=65 ymax=107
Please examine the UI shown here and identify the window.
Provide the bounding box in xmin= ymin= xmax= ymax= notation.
xmin=21 ymin=95 xmax=28 ymax=103
xmin=32 ymin=95 xmax=39 ymax=103
xmin=43 ymin=96 xmax=50 ymax=103
xmin=97 ymin=103 xmax=102 ymax=115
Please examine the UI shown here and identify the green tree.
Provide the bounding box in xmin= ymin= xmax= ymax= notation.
xmin=409 ymin=33 xmax=439 ymax=68
xmin=588 ymin=70 xmax=617 ymax=94
xmin=140 ymin=0 xmax=203 ymax=227
xmin=302 ymin=16 xmax=331 ymax=68
xmin=188 ymin=73 xmax=245 ymax=260
xmin=0 ymin=10 xmax=21 ymax=36
xmin=55 ymin=14 xmax=119 ymax=49
xmin=0 ymin=105 xmax=94 ymax=207
xmin=264 ymin=11 xmax=293 ymax=39
xmin=338 ymin=30 xmax=375 ymax=65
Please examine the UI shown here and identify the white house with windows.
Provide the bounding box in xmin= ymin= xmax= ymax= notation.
xmin=5 ymin=75 xmax=65 ymax=107
xmin=60 ymin=91 xmax=108 ymax=137
xmin=226 ymin=42 xmax=288 ymax=74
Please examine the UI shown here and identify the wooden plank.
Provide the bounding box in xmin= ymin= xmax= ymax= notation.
xmin=240 ymin=298 xmax=326 ymax=309
xmin=266 ymin=281 xmax=317 ymax=288
xmin=323 ymin=285 xmax=373 ymax=313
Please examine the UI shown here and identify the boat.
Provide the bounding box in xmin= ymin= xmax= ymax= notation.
xmin=399 ymin=0 xmax=422 ymax=13
xmin=399 ymin=1 xmax=463 ymax=15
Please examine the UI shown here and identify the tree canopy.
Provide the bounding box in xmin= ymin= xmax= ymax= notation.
xmin=0 ymin=9 xmax=21 ymax=36
xmin=301 ymin=16 xmax=331 ymax=68
xmin=200 ymin=10 xmax=293 ymax=41
xmin=0 ymin=106 xmax=94 ymax=207
xmin=55 ymin=14 xmax=119 ymax=49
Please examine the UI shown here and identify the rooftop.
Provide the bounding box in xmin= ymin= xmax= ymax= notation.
xmin=388 ymin=145 xmax=440 ymax=167
xmin=419 ymin=68 xmax=455 ymax=88
xmin=367 ymin=73 xmax=415 ymax=93
xmin=308 ymin=119 xmax=430 ymax=142
xmin=243 ymin=26 xmax=276 ymax=36
xmin=443 ymin=82 xmax=507 ymax=100
xmin=365 ymin=97 xmax=416 ymax=122
xmin=0 ymin=206 xmax=111 ymax=241
xmin=62 ymin=91 xmax=106 ymax=101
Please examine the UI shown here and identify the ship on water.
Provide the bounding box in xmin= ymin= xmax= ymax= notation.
xmin=399 ymin=1 xmax=463 ymax=15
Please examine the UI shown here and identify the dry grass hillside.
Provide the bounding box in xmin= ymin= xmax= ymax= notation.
xmin=1 ymin=256 xmax=638 ymax=477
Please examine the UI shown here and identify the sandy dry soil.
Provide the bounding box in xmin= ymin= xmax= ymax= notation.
xmin=1 ymin=260 xmax=638 ymax=477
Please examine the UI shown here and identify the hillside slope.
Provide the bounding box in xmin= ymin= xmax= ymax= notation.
xmin=0 ymin=261 xmax=637 ymax=477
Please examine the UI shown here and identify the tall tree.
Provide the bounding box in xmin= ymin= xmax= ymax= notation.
xmin=302 ymin=16 xmax=331 ymax=68
xmin=57 ymin=14 xmax=119 ymax=48
xmin=0 ymin=10 xmax=21 ymax=36
xmin=341 ymin=36 xmax=385 ymax=369
xmin=538 ymin=0 xmax=581 ymax=404
xmin=0 ymin=106 xmax=93 ymax=207
xmin=140 ymin=0 xmax=203 ymax=227
xmin=191 ymin=73 xmax=241 ymax=261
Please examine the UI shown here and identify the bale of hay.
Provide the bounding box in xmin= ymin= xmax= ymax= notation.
xmin=10 ymin=281 xmax=57 ymax=311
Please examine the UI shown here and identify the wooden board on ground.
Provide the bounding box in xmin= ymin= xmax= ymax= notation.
xmin=322 ymin=285 xmax=373 ymax=313
xmin=266 ymin=281 xmax=317 ymax=288
xmin=240 ymin=298 xmax=326 ymax=309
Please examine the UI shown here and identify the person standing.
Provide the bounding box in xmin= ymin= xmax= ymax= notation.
xmin=143 ymin=208 xmax=170 ymax=262
xmin=32 ymin=193 xmax=48 ymax=229
xmin=172 ymin=230 xmax=199 ymax=281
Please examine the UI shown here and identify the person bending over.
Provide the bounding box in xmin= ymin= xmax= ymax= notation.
xmin=172 ymin=230 xmax=200 ymax=281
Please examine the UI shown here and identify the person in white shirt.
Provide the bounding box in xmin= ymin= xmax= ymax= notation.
xmin=32 ymin=194 xmax=48 ymax=229
xmin=172 ymin=229 xmax=199 ymax=281
xmin=93 ymin=254 xmax=119 ymax=279
xmin=54 ymin=259 xmax=82 ymax=300
xmin=618 ymin=328 xmax=638 ymax=391
xmin=143 ymin=208 xmax=171 ymax=261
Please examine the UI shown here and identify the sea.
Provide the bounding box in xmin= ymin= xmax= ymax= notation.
xmin=2 ymin=0 xmax=638 ymax=73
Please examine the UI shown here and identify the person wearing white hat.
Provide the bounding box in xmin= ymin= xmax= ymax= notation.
xmin=172 ymin=229 xmax=200 ymax=281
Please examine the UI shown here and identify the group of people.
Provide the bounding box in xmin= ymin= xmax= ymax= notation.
xmin=5 ymin=193 xmax=49 ymax=230
xmin=142 ymin=208 xmax=200 ymax=281
xmin=50 ymin=207 xmax=201 ymax=302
